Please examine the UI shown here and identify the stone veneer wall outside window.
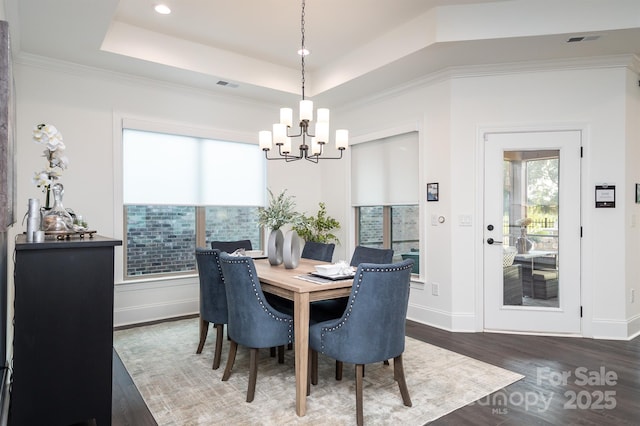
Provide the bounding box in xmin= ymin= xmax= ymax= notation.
xmin=204 ymin=206 xmax=261 ymax=250
xmin=358 ymin=205 xmax=419 ymax=259
xmin=125 ymin=205 xmax=260 ymax=277
xmin=126 ymin=204 xmax=416 ymax=277
xmin=126 ymin=205 xmax=196 ymax=277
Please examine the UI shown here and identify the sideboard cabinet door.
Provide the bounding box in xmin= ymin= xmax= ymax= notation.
xmin=10 ymin=235 xmax=122 ymax=426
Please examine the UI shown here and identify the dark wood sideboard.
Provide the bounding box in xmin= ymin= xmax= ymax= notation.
xmin=10 ymin=234 xmax=121 ymax=426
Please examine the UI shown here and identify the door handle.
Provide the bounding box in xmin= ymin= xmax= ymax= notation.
xmin=486 ymin=238 xmax=503 ymax=245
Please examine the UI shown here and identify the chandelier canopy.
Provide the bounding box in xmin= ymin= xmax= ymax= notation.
xmin=259 ymin=0 xmax=348 ymax=163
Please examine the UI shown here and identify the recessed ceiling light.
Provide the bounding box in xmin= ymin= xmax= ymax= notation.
xmin=155 ymin=4 xmax=171 ymax=15
xmin=297 ymin=48 xmax=310 ymax=56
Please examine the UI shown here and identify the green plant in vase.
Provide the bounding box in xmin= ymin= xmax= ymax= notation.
xmin=257 ymin=188 xmax=301 ymax=230
xmin=293 ymin=202 xmax=340 ymax=244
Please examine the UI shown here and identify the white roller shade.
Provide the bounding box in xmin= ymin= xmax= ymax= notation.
xmin=123 ymin=129 xmax=264 ymax=206
xmin=351 ymin=132 xmax=419 ymax=206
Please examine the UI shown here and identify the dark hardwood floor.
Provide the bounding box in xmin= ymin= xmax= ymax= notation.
xmin=111 ymin=319 xmax=640 ymax=425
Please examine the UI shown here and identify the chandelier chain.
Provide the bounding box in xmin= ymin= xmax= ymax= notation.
xmin=258 ymin=0 xmax=347 ymax=162
xmin=301 ymin=0 xmax=306 ymax=100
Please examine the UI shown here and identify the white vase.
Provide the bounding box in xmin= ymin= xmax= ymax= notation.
xmin=516 ymin=228 xmax=534 ymax=254
xmin=283 ymin=230 xmax=302 ymax=269
xmin=267 ymin=229 xmax=284 ymax=265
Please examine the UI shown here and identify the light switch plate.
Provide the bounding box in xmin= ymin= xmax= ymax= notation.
xmin=459 ymin=215 xmax=472 ymax=226
xmin=432 ymin=282 xmax=439 ymax=296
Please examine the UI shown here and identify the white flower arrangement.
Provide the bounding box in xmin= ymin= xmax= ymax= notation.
xmin=31 ymin=124 xmax=69 ymax=208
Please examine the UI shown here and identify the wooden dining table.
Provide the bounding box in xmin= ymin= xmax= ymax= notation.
xmin=253 ymin=257 xmax=353 ymax=417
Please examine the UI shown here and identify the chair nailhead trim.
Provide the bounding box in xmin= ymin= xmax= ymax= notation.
xmin=320 ymin=262 xmax=413 ymax=351
xmin=223 ymin=257 xmax=294 ymax=342
xmin=197 ymin=250 xmax=225 ymax=282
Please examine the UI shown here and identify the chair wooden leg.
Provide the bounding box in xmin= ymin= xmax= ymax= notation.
xmin=311 ymin=350 xmax=318 ymax=385
xmin=196 ymin=317 xmax=208 ymax=354
xmin=222 ymin=340 xmax=238 ymax=381
xmin=335 ymin=360 xmax=343 ymax=380
xmin=212 ymin=324 xmax=224 ymax=370
xmin=247 ymin=348 xmax=259 ymax=402
xmin=355 ymin=364 xmax=364 ymax=426
xmin=307 ymin=350 xmax=312 ymax=395
xmin=383 ymin=359 xmax=389 ymax=366
xmin=394 ymin=355 xmax=412 ymax=407
xmin=277 ymin=345 xmax=285 ymax=364
xmin=270 ymin=347 xmax=276 ymax=357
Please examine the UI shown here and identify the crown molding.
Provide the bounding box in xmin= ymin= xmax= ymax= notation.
xmin=338 ymin=54 xmax=640 ymax=112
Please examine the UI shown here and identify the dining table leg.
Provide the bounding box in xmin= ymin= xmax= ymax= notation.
xmin=294 ymin=292 xmax=310 ymax=416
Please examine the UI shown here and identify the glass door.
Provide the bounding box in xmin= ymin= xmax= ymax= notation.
xmin=484 ymin=131 xmax=581 ymax=334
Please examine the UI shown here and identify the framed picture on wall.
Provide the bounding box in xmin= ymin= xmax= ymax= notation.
xmin=427 ymin=182 xmax=439 ymax=202
xmin=636 ymin=184 xmax=640 ymax=204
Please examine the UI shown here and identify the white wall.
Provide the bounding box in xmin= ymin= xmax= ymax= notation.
xmin=450 ymin=67 xmax=630 ymax=338
xmin=331 ymin=61 xmax=640 ymax=339
xmin=624 ymin=67 xmax=640 ymax=337
xmin=10 ymin=53 xmax=640 ymax=339
xmin=10 ymin=57 xmax=282 ymax=326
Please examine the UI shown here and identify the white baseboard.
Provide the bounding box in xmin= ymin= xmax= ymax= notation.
xmin=626 ymin=313 xmax=640 ymax=339
xmin=590 ymin=317 xmax=633 ymax=340
xmin=407 ymin=304 xmax=479 ymax=333
xmin=114 ymin=299 xmax=198 ymax=327
xmin=114 ymin=278 xmax=199 ymax=327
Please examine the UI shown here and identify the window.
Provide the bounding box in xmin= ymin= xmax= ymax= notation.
xmin=351 ymin=132 xmax=420 ymax=272
xmin=122 ymin=129 xmax=265 ymax=278
xmin=503 ymin=151 xmax=559 ymax=251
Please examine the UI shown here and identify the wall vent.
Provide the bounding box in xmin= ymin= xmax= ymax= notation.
xmin=216 ymin=80 xmax=239 ymax=88
xmin=567 ymin=35 xmax=601 ymax=43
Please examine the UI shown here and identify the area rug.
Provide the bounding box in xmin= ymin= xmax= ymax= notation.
xmin=113 ymin=318 xmax=523 ymax=425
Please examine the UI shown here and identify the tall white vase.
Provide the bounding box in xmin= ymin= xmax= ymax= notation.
xmin=267 ymin=229 xmax=284 ymax=265
xmin=283 ymin=230 xmax=302 ymax=269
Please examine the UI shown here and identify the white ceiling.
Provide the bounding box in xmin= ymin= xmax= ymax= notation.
xmin=6 ymin=0 xmax=640 ymax=107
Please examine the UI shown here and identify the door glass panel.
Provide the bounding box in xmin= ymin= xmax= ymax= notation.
xmin=502 ymin=150 xmax=559 ymax=308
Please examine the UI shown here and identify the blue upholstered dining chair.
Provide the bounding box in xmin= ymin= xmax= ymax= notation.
xmin=310 ymin=245 xmax=395 ymax=325
xmin=210 ymin=239 xmax=253 ymax=253
xmin=311 ymin=245 xmax=396 ymax=380
xmin=195 ymin=248 xmax=228 ymax=370
xmin=349 ymin=245 xmax=394 ymax=267
xmin=301 ymin=241 xmax=335 ymax=262
xmin=218 ymin=251 xmax=294 ymax=402
xmin=309 ymin=259 xmax=414 ymax=426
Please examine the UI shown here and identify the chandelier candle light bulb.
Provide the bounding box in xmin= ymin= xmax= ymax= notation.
xmin=283 ymin=137 xmax=292 ymax=154
xmin=311 ymin=138 xmax=321 ymax=155
xmin=315 ymin=122 xmax=329 ymax=143
xmin=317 ymin=108 xmax=329 ymax=123
xmin=336 ymin=129 xmax=349 ymax=149
xmin=273 ymin=123 xmax=287 ymax=146
xmin=259 ymin=131 xmax=272 ymax=150
xmin=299 ymin=100 xmax=313 ymax=121
xmin=280 ymin=108 xmax=293 ymax=127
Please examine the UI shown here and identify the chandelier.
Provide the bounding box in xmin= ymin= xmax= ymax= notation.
xmin=259 ymin=0 xmax=348 ymax=163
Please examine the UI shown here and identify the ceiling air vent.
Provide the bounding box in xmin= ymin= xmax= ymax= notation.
xmin=216 ymin=80 xmax=239 ymax=88
xmin=567 ymin=35 xmax=601 ymax=43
